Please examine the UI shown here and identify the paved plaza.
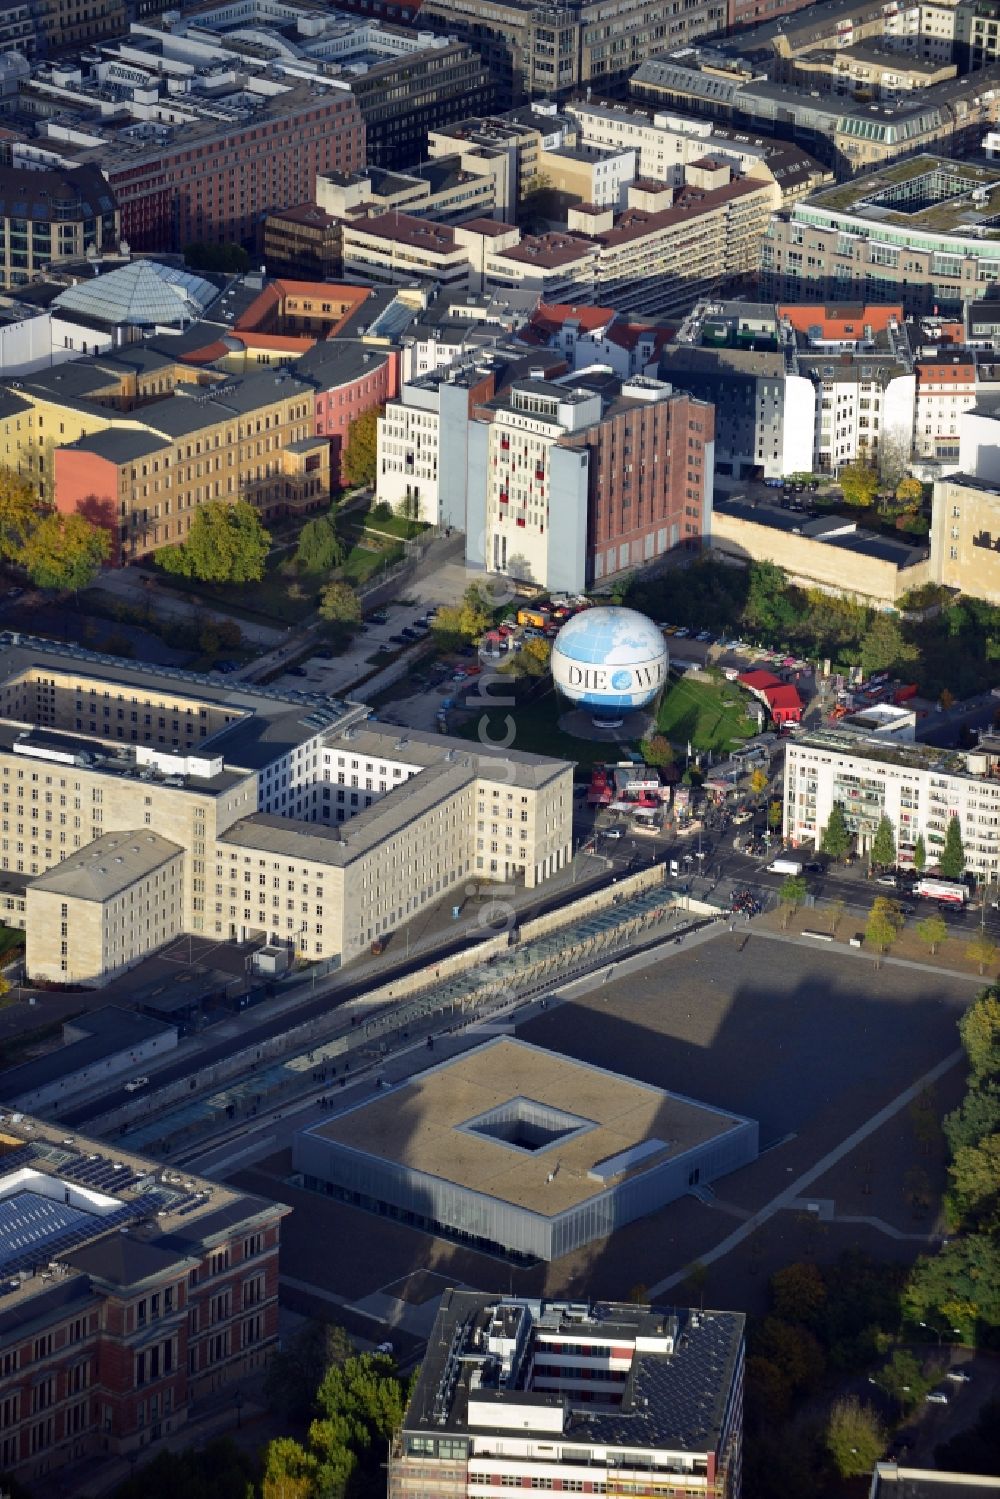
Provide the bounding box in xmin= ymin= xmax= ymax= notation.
xmin=231 ymin=928 xmax=980 ymax=1332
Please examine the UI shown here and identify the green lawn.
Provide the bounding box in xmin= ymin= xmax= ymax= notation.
xmin=454 ymin=687 xmax=610 ymax=768
xmin=0 ymin=925 xmax=24 ymax=965
xmin=340 ymin=542 xmax=405 ymax=585
xmin=655 ymin=672 xmax=758 ymax=754
xmin=360 ymin=512 xmax=429 ymax=541
xmin=153 ymin=558 xmax=321 ymax=626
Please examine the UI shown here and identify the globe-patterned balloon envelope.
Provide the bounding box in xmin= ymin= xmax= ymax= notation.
xmin=551 ymin=607 xmax=668 ymax=712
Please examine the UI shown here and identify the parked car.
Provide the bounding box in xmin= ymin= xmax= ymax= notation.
xmin=369 ymin=608 xmax=389 ymax=624
xmin=946 ymin=1369 xmax=972 ymax=1384
xmin=674 ymin=627 xmax=691 ymax=638
xmin=925 ymin=1389 xmax=950 ymax=1405
xmin=214 ymin=659 xmax=239 ymax=674
xmin=286 ymin=665 xmax=308 ymax=677
xmin=124 ymin=1076 xmax=149 ymax=1093
xmin=389 ymin=634 xmax=408 ymax=645
xmin=604 ymin=827 xmax=624 ymax=840
xmin=400 ymin=627 xmax=419 ymax=640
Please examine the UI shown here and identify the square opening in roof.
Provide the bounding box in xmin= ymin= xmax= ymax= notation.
xmin=460 ymin=1098 xmax=594 ymax=1154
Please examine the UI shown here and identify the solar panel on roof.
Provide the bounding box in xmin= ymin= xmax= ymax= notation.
xmin=0 ymin=1191 xmax=94 ymax=1270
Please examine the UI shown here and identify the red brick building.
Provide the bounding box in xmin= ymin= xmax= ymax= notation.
xmin=472 ymin=367 xmax=714 ymax=590
xmin=100 ymin=89 xmax=366 ymax=253
xmin=296 ymin=340 xmax=401 ymax=486
xmin=0 ymin=1117 xmax=287 ymax=1488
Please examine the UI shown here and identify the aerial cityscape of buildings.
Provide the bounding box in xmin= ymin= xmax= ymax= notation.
xmin=0 ymin=0 xmax=998 ymax=1491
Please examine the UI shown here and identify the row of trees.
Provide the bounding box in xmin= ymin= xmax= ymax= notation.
xmin=820 ymin=803 xmax=966 ymax=881
xmin=903 ymin=987 xmax=1000 ymax=1352
xmin=0 ymin=468 xmax=111 ymax=592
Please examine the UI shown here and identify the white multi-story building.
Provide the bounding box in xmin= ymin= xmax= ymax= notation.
xmin=914 ymin=349 xmax=978 ymax=461
xmin=784 ymin=727 xmax=1000 ymax=878
xmin=390 ymin=1294 xmax=745 ymax=1499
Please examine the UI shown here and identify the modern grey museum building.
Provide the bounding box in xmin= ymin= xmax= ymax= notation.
xmin=292 ymin=1038 xmax=758 ymax=1261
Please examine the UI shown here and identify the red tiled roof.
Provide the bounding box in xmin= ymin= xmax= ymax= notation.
xmin=915 ymin=360 xmax=975 ymax=381
xmin=533 ymin=302 xmax=617 ymax=333
xmin=739 ymin=669 xmax=782 ymax=690
xmin=766 ymin=684 xmax=802 ymax=711
xmin=777 ymin=304 xmax=904 ymax=339
xmin=605 ymin=321 xmax=673 ymax=352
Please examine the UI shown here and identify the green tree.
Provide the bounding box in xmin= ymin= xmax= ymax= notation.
xmin=903 ymin=1233 xmax=1000 ymax=1338
xmin=769 ymin=1261 xmax=827 ymax=1328
xmin=264 ymin=1320 xmax=353 ymax=1424
xmin=749 ymin=767 xmax=768 ymax=796
xmin=896 ymin=476 xmax=924 ymax=507
xmin=745 ymin=1354 xmax=793 ymax=1425
xmin=866 ymin=895 xmax=902 ymax=958
xmin=914 ymin=832 xmax=927 ymax=874
xmin=917 ymin=913 xmax=948 ymax=956
xmin=779 ymin=874 xmax=807 ymax=928
xmin=0 ymin=466 xmax=40 ymax=560
xmin=871 ymin=814 xmax=897 ymax=870
xmin=434 ymin=584 xmax=492 ymax=643
xmin=878 ymin=1349 xmax=930 ymax=1410
xmin=519 ymin=636 xmax=551 ymax=677
xmin=859 ymin=612 xmax=916 ymax=677
xmin=944 ymin=1081 xmax=1000 ymax=1154
xmin=640 ymin=734 xmax=674 ymax=770
xmin=966 ymin=934 xmax=999 ymax=978
xmin=183 ymin=241 xmax=250 ymax=273
xmin=156 ymin=500 xmax=270 ymax=585
xmin=949 ymin=1132 xmax=1000 ymax=1223
xmin=825 ymin=1396 xmax=886 ymax=1477
xmin=19 ymin=511 xmax=111 ymax=592
xmin=318 ymin=581 xmax=362 ymax=629
xmin=295 ymin=514 xmax=346 ymax=574
xmin=828 ymin=897 xmax=846 ymax=936
xmin=111 ymin=1437 xmax=257 ymax=1499
xmin=767 ymin=799 xmax=783 ymax=833
xmin=940 ymin=813 xmax=966 ymax=880
xmin=743 ymin=560 xmax=797 ymax=638
xmin=821 ymin=804 xmax=852 ymax=861
xmin=840 ymin=463 xmax=879 ymax=509
xmin=754 ymin=1317 xmax=825 ymax=1393
xmin=960 ymin=988 xmax=1000 ymax=1081
xmin=342 ymin=406 xmax=382 ymax=490
xmin=261 ymin=1436 xmax=319 ymax=1499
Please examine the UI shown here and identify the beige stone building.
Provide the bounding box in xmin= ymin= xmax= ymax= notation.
xmin=930 ymin=473 xmax=1000 ymax=603
xmin=710 ymin=498 xmax=933 ymax=606
xmin=27 ymin=830 xmax=184 ymax=985
xmin=0 ymin=638 xmax=572 ymax=985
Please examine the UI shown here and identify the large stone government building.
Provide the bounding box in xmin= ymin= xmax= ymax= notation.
xmin=0 ymin=635 xmax=572 ymax=986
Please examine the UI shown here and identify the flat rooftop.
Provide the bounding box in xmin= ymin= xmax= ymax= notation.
xmin=713 ymin=497 xmax=928 ymax=566
xmin=311 ymin=1038 xmax=749 ymax=1216
xmin=803 ymin=155 xmax=1000 ymax=234
xmin=0 ymin=1111 xmax=283 ymax=1310
xmin=405 ymin=1288 xmax=745 ymax=1454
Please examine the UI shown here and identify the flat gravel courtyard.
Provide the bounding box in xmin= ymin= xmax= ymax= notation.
xmin=235 ymin=931 xmax=981 ymax=1321
xmin=521 ymin=932 xmax=975 ymax=1145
